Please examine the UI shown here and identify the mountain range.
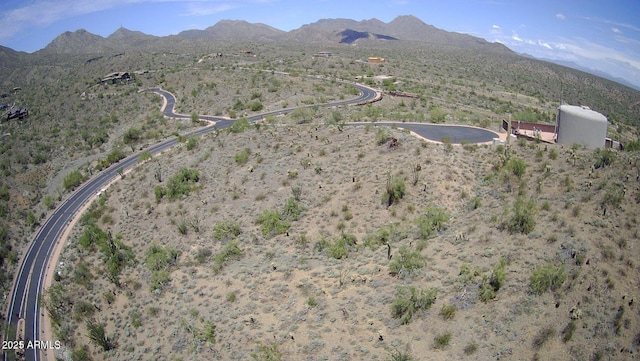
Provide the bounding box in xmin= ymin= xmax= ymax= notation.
xmin=1 ymin=15 xmax=638 ymax=92
xmin=37 ymin=15 xmax=511 ymax=55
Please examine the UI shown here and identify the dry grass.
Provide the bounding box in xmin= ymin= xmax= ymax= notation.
xmin=50 ymin=121 xmax=640 ymax=360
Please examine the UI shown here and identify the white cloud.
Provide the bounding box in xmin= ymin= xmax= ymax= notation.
xmin=492 ymin=24 xmax=501 ymax=30
xmin=538 ymin=40 xmax=552 ymax=50
xmin=555 ymin=13 xmax=565 ymax=20
xmin=0 ymin=0 xmax=271 ymax=42
xmin=611 ymin=27 xmax=622 ymax=34
xmin=512 ymin=32 xmax=522 ymax=42
xmin=181 ymin=2 xmax=237 ymax=16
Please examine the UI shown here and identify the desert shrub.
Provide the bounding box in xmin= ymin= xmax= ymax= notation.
xmin=561 ymin=320 xmax=576 ymax=342
xmin=213 ymin=240 xmax=243 ymax=273
xmin=593 ymin=148 xmax=616 ymax=168
xmin=507 ymin=157 xmax=527 ymax=178
xmin=602 ymin=184 xmax=625 ymax=209
xmin=73 ymin=300 xmax=96 ymax=321
xmin=146 ymin=244 xmax=179 ymax=291
xmin=624 ymin=138 xmax=640 ymax=151
xmin=440 ymin=304 xmax=456 ymax=320
xmin=185 ymin=137 xmax=198 ymax=150
xmin=433 ymin=332 xmax=451 ymax=349
xmin=95 ymin=149 xmax=126 ymax=171
xmin=479 ymin=258 xmax=507 ymax=302
xmin=383 ymin=175 xmax=406 ymax=207
xmin=281 ymin=197 xmax=303 ymax=221
xmin=86 ymin=318 xmax=114 ymax=351
xmin=234 ymin=148 xmax=250 ymax=165
xmin=389 ymin=246 xmax=426 ymax=276
xmin=468 ymin=196 xmax=482 ymax=210
xmin=391 ymin=286 xmax=437 ymax=324
xmin=212 ymin=221 xmax=241 ymax=241
xmin=506 ymin=196 xmax=537 ymax=234
xmin=463 ymin=342 xmax=478 ymax=355
xmin=251 ymin=342 xmax=282 ymax=361
xmin=138 ymin=150 xmax=152 ymax=163
xmin=532 ymin=326 xmax=555 ymax=350
xmin=388 ymin=346 xmax=415 ymax=361
xmin=146 ymin=244 xmax=180 ymax=272
xmin=249 ymin=101 xmax=263 ymax=111
xmin=73 ymin=263 xmax=94 ymax=289
xmin=255 ymin=209 xmax=290 ymax=237
xmin=327 ymin=233 xmax=357 ymax=259
xmin=416 ymin=205 xmax=449 ymax=240
xmin=63 ymin=170 xmax=86 ymax=190
xmin=530 ymin=263 xmax=566 ymax=294
xmin=228 ymin=117 xmax=250 ymax=133
xmin=196 ymin=320 xmax=217 ymax=344
xmin=156 ymin=168 xmax=200 ymax=201
xmin=375 ymin=127 xmax=392 ymax=145
xmin=195 ymin=248 xmax=212 ymax=264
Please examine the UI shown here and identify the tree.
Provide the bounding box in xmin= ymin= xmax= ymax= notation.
xmin=123 ymin=127 xmax=142 ymax=152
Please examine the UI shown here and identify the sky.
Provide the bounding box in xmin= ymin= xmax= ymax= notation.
xmin=1 ymin=0 xmax=640 ymax=89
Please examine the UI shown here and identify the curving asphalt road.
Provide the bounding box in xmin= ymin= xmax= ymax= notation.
xmin=2 ymin=79 xmax=379 ymax=361
xmin=368 ymin=122 xmax=498 ymax=144
xmin=3 ymin=75 xmax=498 ymax=361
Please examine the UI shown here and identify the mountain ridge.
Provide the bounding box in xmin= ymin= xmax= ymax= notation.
xmin=37 ymin=15 xmax=511 ymax=55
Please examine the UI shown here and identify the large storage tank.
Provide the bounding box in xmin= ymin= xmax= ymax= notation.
xmin=556 ymin=105 xmax=607 ymax=149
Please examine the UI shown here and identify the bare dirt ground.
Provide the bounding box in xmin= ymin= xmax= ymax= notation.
xmin=50 ymin=119 xmax=640 ymax=361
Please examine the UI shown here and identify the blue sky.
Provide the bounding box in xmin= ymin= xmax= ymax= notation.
xmin=1 ymin=0 xmax=639 ymax=88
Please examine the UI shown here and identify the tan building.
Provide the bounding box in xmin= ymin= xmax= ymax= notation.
xmin=367 ymin=57 xmax=385 ymax=63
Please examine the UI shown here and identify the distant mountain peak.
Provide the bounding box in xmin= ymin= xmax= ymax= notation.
xmin=338 ymin=29 xmax=397 ymax=44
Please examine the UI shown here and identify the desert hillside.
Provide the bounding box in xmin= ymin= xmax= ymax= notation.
xmin=49 ymin=119 xmax=640 ymax=361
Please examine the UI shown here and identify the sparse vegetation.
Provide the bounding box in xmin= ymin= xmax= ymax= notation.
xmin=391 ymin=286 xmax=437 ymax=324
xmin=530 ymin=263 xmax=567 ymax=294
xmin=5 ymin=30 xmax=639 ymax=361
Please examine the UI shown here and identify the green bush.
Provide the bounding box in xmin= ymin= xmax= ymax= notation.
xmin=433 ymin=332 xmax=451 ymax=350
xmin=391 ymin=286 xmax=437 ymax=324
xmin=416 ymin=205 xmax=449 ymax=240
xmin=256 ymin=209 xmax=291 ymax=237
xmin=146 ymin=244 xmax=180 ymax=272
xmin=281 ymin=197 xmax=303 ymax=221
xmin=234 ymin=149 xmax=250 ymax=165
xmin=327 ymin=233 xmax=357 ymax=259
xmin=213 ymin=240 xmax=243 ymax=273
xmin=479 ymin=258 xmax=506 ymax=302
xmin=507 ymin=157 xmax=527 ymax=178
xmin=375 ymin=127 xmax=392 ymax=145
xmin=63 ymin=170 xmax=86 ymax=190
xmin=251 ymin=342 xmax=282 ymax=361
xmin=389 ymin=246 xmax=426 ymax=276
xmin=155 ymin=168 xmax=200 ymax=202
xmin=506 ymin=196 xmax=537 ymax=234
xmin=228 ymin=117 xmax=250 ymax=133
xmin=440 ymin=304 xmax=456 ymax=320
xmin=212 ymin=221 xmax=241 ymax=241
xmin=383 ymin=175 xmax=406 ymax=207
xmin=593 ymin=148 xmax=616 ymax=168
xmin=530 ymin=263 xmax=566 ymax=294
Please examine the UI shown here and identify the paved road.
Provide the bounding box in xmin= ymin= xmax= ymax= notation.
xmin=370 ymin=122 xmax=498 ymax=144
xmin=2 ymin=79 xmax=379 ymax=361
xmin=3 ymin=75 xmax=497 ymax=361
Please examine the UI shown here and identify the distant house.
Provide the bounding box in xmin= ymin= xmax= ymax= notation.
xmin=100 ymin=72 xmax=131 ymax=84
xmin=313 ymin=51 xmax=333 ymax=57
xmin=368 ymin=57 xmax=385 ymax=63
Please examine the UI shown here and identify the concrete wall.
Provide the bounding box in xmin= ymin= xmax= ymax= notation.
xmin=557 ymin=105 xmax=607 ymax=149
